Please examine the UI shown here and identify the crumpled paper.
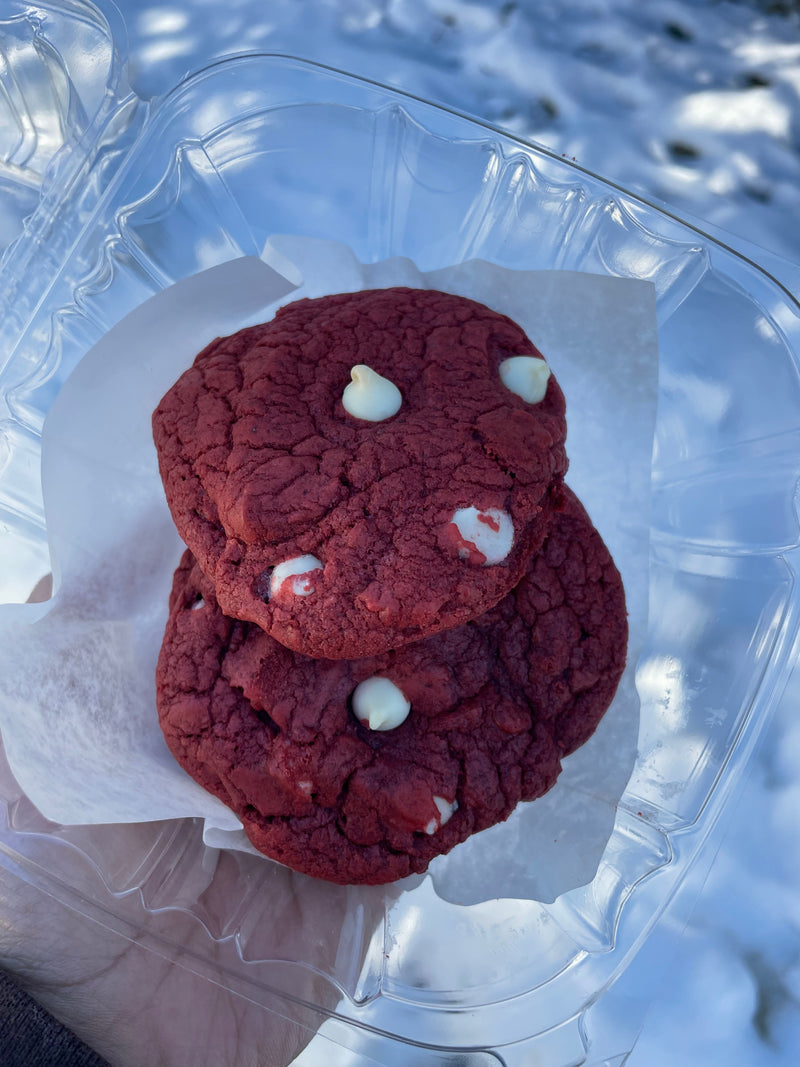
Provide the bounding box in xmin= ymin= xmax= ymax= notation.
xmin=0 ymin=236 xmax=658 ymax=904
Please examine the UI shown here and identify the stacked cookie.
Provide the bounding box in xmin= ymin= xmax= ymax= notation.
xmin=152 ymin=288 xmax=627 ymax=885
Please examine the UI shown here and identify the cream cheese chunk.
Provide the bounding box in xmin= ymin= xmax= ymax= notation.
xmin=342 ymin=364 xmax=402 ymax=421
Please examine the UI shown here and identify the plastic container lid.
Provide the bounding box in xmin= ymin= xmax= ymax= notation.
xmin=1 ymin=4 xmax=800 ymax=1064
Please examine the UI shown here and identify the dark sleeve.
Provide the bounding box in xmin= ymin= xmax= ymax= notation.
xmin=0 ymin=970 xmax=109 ymax=1067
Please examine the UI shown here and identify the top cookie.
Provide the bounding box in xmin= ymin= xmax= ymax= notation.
xmin=153 ymin=287 xmax=567 ymax=658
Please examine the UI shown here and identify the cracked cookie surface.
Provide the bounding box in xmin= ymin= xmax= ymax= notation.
xmin=152 ymin=287 xmax=568 ymax=658
xmin=155 ymin=490 xmax=627 ymax=885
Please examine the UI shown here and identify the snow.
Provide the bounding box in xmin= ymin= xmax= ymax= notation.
xmin=112 ymin=0 xmax=800 ymax=1061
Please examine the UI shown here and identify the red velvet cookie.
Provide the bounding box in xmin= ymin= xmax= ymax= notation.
xmin=152 ymin=288 xmax=567 ymax=659
xmin=156 ymin=490 xmax=627 ymax=885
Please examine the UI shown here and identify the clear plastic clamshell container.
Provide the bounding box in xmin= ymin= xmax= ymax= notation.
xmin=2 ymin=3 xmax=800 ymax=1065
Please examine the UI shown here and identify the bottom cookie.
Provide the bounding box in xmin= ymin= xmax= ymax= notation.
xmin=156 ymin=489 xmax=627 ymax=885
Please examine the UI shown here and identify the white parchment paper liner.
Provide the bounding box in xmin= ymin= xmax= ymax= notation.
xmin=0 ymin=236 xmax=658 ymax=904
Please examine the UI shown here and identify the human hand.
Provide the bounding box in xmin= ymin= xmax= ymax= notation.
xmin=0 ymin=741 xmax=387 ymax=1067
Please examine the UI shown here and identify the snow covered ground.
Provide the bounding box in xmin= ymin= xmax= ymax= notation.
xmin=113 ymin=1 xmax=800 ymax=1062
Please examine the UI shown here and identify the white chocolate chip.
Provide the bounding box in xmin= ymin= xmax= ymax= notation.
xmin=342 ymin=364 xmax=402 ymax=422
xmin=424 ymin=796 xmax=458 ymax=835
xmin=352 ymin=676 xmax=410 ymax=731
xmin=268 ymin=555 xmax=323 ymax=599
xmin=451 ymin=507 xmax=514 ymax=565
xmin=499 ymin=355 xmax=551 ymax=403
xmin=297 ymin=780 xmax=313 ymax=796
